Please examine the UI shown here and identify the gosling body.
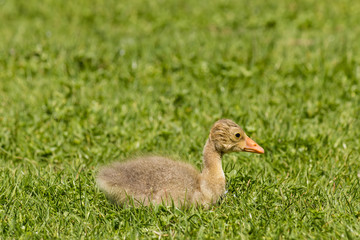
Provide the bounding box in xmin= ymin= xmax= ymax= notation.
xmin=96 ymin=119 xmax=264 ymax=207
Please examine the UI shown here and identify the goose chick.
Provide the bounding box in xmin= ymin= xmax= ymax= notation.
xmin=96 ymin=119 xmax=264 ymax=207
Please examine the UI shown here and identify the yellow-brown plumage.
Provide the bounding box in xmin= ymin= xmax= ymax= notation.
xmin=96 ymin=119 xmax=264 ymax=207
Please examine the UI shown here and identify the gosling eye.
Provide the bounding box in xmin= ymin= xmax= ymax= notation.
xmin=235 ymin=133 xmax=241 ymax=138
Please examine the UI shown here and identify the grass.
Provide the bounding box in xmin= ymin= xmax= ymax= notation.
xmin=1 ymin=0 xmax=360 ymax=238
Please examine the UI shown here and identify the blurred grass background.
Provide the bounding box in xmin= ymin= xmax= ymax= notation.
xmin=0 ymin=0 xmax=360 ymax=238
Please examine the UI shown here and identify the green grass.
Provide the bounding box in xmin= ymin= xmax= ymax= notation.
xmin=1 ymin=0 xmax=360 ymax=238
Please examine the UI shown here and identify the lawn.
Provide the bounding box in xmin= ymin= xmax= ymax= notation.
xmin=1 ymin=0 xmax=360 ymax=238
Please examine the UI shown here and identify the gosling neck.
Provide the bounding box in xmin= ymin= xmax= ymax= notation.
xmin=201 ymin=138 xmax=224 ymax=179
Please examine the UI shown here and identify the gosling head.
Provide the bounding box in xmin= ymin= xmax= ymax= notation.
xmin=209 ymin=119 xmax=264 ymax=154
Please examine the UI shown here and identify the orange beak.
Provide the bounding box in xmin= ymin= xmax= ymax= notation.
xmin=244 ymin=137 xmax=264 ymax=154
